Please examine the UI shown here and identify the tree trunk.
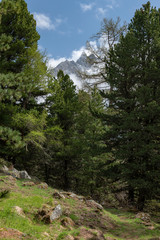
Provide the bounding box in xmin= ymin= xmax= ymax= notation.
xmin=137 ymin=192 xmax=145 ymax=211
xmin=64 ymin=159 xmax=69 ymax=190
xmin=128 ymin=186 xmax=134 ymax=205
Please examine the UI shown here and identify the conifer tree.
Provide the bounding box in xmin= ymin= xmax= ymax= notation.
xmin=100 ymin=2 xmax=160 ymax=209
xmin=46 ymin=70 xmax=79 ymax=190
xmin=0 ymin=0 xmax=47 ymax=162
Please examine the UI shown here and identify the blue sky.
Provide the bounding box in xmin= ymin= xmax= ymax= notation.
xmin=25 ymin=0 xmax=160 ymax=67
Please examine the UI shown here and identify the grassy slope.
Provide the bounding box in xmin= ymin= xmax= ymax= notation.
xmin=0 ymin=175 xmax=160 ymax=240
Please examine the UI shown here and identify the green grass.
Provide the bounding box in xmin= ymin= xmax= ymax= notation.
xmin=56 ymin=229 xmax=80 ymax=240
xmin=69 ymin=213 xmax=79 ymax=221
xmin=0 ymin=193 xmax=53 ymax=238
xmin=0 ymin=178 xmax=57 ymax=239
xmin=1 ymin=176 xmax=160 ymax=239
xmin=104 ymin=208 xmax=160 ymax=240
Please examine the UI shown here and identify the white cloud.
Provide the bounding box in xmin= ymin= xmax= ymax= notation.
xmin=71 ymin=47 xmax=86 ymax=61
xmin=110 ymin=0 xmax=119 ymax=8
xmin=48 ymin=57 xmax=67 ymax=68
xmin=95 ymin=0 xmax=119 ymax=19
xmin=34 ymin=13 xmax=55 ymax=30
xmin=96 ymin=7 xmax=107 ymax=18
xmin=106 ymin=5 xmax=113 ymax=9
xmin=80 ymin=3 xmax=94 ymax=12
xmin=69 ymin=74 xmax=82 ymax=89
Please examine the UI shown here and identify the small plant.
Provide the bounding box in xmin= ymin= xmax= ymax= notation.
xmin=56 ymin=231 xmax=68 ymax=240
xmin=0 ymin=189 xmax=10 ymax=198
xmin=69 ymin=213 xmax=79 ymax=221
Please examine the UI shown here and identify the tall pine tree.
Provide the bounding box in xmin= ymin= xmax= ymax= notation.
xmin=0 ymin=0 xmax=47 ymax=164
xmin=100 ymin=2 xmax=160 ymax=210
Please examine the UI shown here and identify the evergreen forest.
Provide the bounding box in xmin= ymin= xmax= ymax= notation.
xmin=1 ymin=0 xmax=160 ymax=212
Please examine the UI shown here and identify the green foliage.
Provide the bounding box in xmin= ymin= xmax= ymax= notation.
xmin=0 ymin=189 xmax=10 ymax=198
xmin=0 ymin=0 xmax=48 ymax=164
xmin=45 ymin=70 xmax=80 ymax=189
xmin=13 ymin=110 xmax=47 ymax=148
xmin=0 ymin=0 xmax=40 ymax=73
xmin=98 ymin=1 xmax=160 ymax=209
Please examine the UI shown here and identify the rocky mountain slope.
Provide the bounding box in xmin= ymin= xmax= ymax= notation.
xmin=53 ymin=52 xmax=96 ymax=81
xmin=0 ymin=168 xmax=160 ymax=239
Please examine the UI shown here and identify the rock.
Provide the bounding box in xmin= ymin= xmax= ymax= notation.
xmin=142 ymin=221 xmax=152 ymax=226
xmin=22 ymin=181 xmax=35 ymax=187
xmin=50 ymin=204 xmax=62 ymax=222
xmin=86 ymin=200 xmax=103 ymax=210
xmin=53 ymin=191 xmax=65 ymax=199
xmin=69 ymin=193 xmax=85 ymax=201
xmin=13 ymin=206 xmax=25 ymax=218
xmin=60 ymin=191 xmax=73 ymax=196
xmin=36 ymin=204 xmax=62 ymax=224
xmin=59 ymin=191 xmax=85 ymax=201
xmin=61 ymin=217 xmax=75 ymax=228
xmin=135 ymin=212 xmax=151 ymax=222
xmin=65 ymin=235 xmax=74 ymax=240
xmin=19 ymin=170 xmax=31 ymax=179
xmin=12 ymin=168 xmax=20 ymax=178
xmin=42 ymin=232 xmax=50 ymax=237
xmin=37 ymin=182 xmax=48 ymax=189
xmin=148 ymin=225 xmax=155 ymax=230
xmin=1 ymin=165 xmax=9 ymax=171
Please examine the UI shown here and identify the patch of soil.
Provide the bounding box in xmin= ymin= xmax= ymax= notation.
xmin=0 ymin=228 xmax=26 ymax=239
xmin=74 ymin=227 xmax=105 ymax=240
xmin=75 ymin=211 xmax=116 ymax=232
xmin=62 ymin=199 xmax=116 ymax=233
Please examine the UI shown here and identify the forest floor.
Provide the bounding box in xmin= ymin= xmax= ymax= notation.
xmin=0 ymin=174 xmax=160 ymax=239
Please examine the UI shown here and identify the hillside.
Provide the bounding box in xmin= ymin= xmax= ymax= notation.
xmin=0 ymin=174 xmax=160 ymax=240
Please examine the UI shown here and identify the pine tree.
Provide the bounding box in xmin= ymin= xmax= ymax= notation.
xmin=0 ymin=0 xmax=47 ymax=162
xmin=100 ymin=2 xmax=160 ymax=209
xmin=46 ymin=70 xmax=80 ymax=190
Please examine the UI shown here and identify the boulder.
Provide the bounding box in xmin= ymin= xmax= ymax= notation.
xmin=53 ymin=191 xmax=65 ymax=199
xmin=36 ymin=204 xmax=62 ymax=224
xmin=12 ymin=168 xmax=20 ymax=178
xmin=61 ymin=217 xmax=75 ymax=228
xmin=135 ymin=212 xmax=151 ymax=222
xmin=19 ymin=170 xmax=31 ymax=179
xmin=37 ymin=182 xmax=48 ymax=189
xmin=85 ymin=200 xmax=103 ymax=210
xmin=13 ymin=206 xmax=25 ymax=218
xmin=1 ymin=165 xmax=9 ymax=171
xmin=50 ymin=204 xmax=62 ymax=222
xmin=42 ymin=232 xmax=50 ymax=237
